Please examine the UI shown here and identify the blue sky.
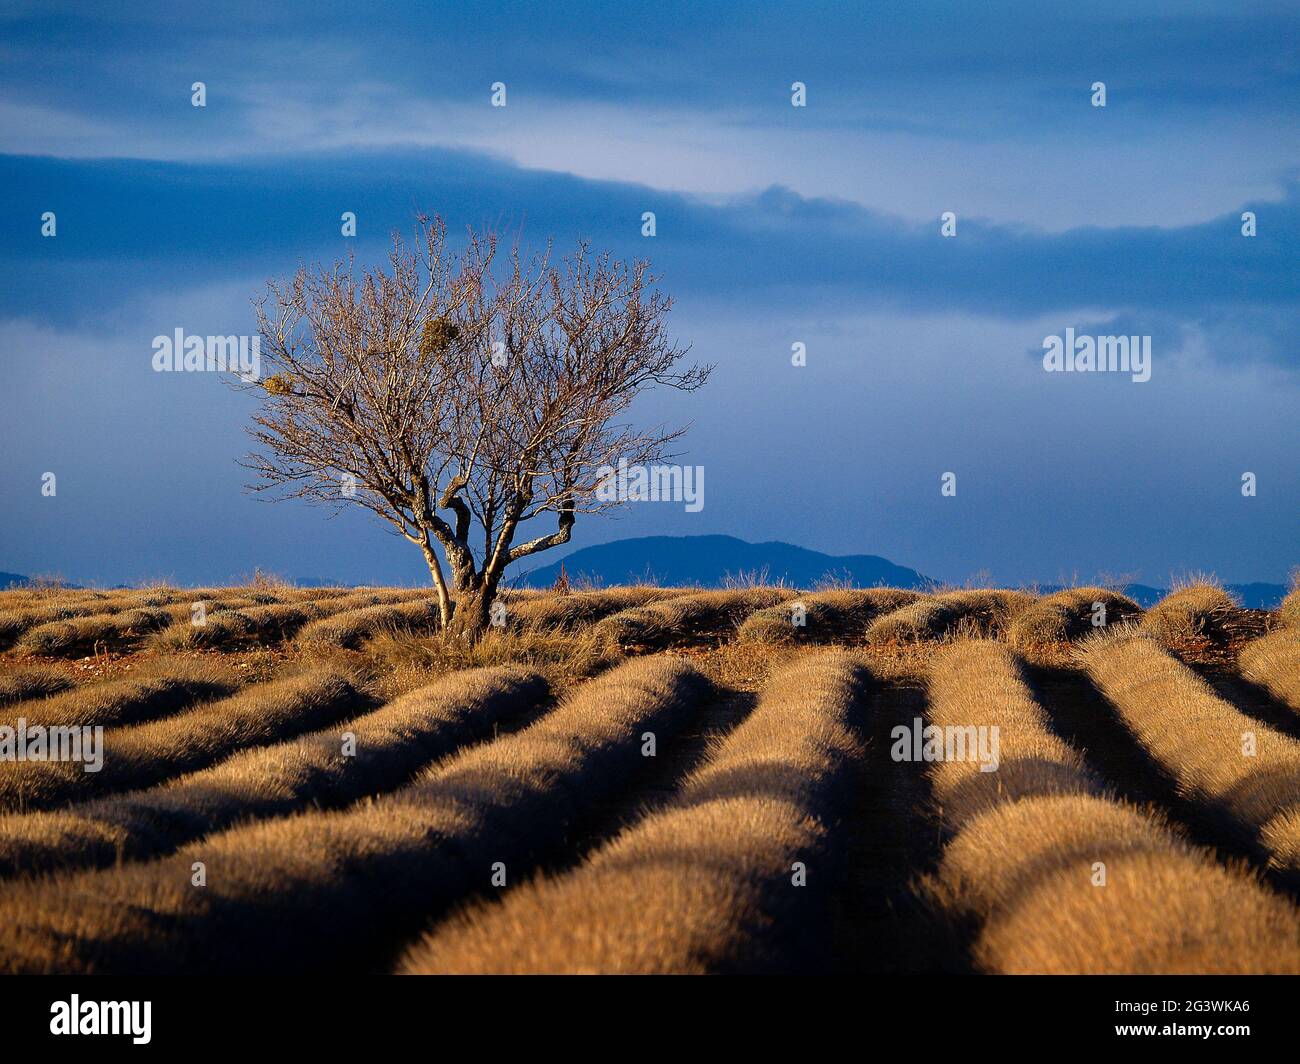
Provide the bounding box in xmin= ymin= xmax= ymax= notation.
xmin=0 ymin=0 xmax=1297 ymax=586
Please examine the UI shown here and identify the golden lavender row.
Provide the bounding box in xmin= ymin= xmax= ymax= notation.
xmin=1238 ymin=629 xmax=1300 ymax=714
xmin=0 ymin=666 xmax=548 ymax=879
xmin=0 ymin=598 xmax=133 ymax=649
xmin=0 ymin=588 xmax=220 ymax=648
xmin=1282 ymin=587 xmax=1300 ymax=629
xmin=399 ymin=652 xmax=868 ymax=974
xmin=736 ymin=588 xmax=921 ymax=644
xmin=0 ymin=670 xmax=360 ymax=812
xmin=1080 ymin=633 xmax=1300 ymax=876
xmin=1140 ymin=584 xmax=1240 ymax=645
xmin=1006 ymin=587 xmax=1140 ymax=649
xmin=296 ymin=599 xmax=441 ymax=647
xmin=152 ymin=602 xmax=322 ymax=649
xmin=0 ymin=656 xmax=712 ymax=974
xmin=151 ymin=587 xmax=434 ymax=649
xmin=17 ymin=607 xmax=181 ymax=655
xmin=2 ymin=664 xmax=237 ymax=729
xmin=593 ymin=587 xmax=794 ymax=646
xmin=507 ymin=586 xmax=678 ymax=631
xmin=925 ymin=640 xmax=1300 ymax=973
xmin=865 ymin=590 xmax=1033 ymax=645
xmin=0 ymin=667 xmax=72 ymax=706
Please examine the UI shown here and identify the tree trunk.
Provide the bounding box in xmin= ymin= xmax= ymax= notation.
xmin=418 ymin=539 xmax=455 ymax=631
xmin=445 ymin=585 xmax=492 ymax=643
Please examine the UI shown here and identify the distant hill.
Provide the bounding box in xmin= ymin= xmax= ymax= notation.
xmin=517 ymin=535 xmax=929 ymax=590
xmin=0 ymin=572 xmax=89 ymax=587
xmin=1116 ymin=584 xmax=1168 ymax=608
xmin=0 ymin=570 xmax=345 ymax=591
xmin=518 ymin=537 xmax=1291 ymax=607
xmin=1221 ymin=582 xmax=1290 ymax=609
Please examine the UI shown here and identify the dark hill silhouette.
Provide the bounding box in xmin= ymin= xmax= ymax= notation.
xmin=517 ymin=537 xmax=1289 ymax=607
xmin=517 ymin=535 xmax=928 ymax=590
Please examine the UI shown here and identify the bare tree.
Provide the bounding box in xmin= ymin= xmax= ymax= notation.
xmin=244 ymin=218 xmax=710 ymax=641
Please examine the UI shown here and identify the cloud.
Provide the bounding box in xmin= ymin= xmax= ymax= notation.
xmin=3 ymin=149 xmax=1295 ymax=371
xmin=2 ymin=2 xmax=1298 ymax=228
